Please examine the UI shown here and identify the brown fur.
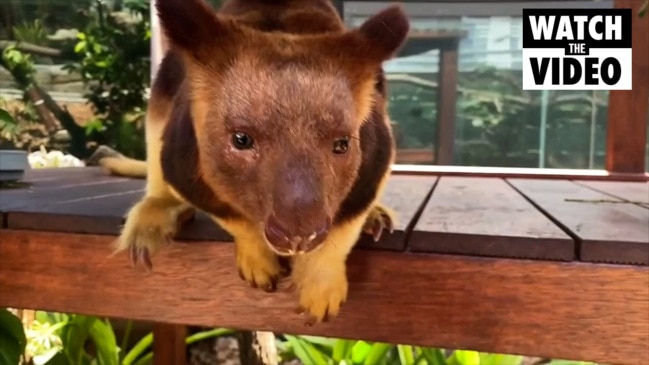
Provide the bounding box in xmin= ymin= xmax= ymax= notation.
xmin=113 ymin=0 xmax=409 ymax=324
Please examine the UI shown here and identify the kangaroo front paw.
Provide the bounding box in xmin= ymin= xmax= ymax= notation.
xmin=116 ymin=197 xmax=194 ymax=270
xmin=236 ymin=244 xmax=284 ymax=293
xmin=362 ymin=203 xmax=397 ymax=242
xmin=295 ymin=268 xmax=348 ymax=326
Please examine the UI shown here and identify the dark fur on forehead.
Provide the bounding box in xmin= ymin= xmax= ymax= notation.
xmin=155 ymin=0 xmax=409 ymax=70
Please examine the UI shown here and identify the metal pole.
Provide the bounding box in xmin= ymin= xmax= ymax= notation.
xmin=538 ymin=89 xmax=549 ymax=168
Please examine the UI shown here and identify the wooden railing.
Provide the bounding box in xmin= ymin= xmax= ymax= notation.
xmin=0 ymin=2 xmax=647 ymax=365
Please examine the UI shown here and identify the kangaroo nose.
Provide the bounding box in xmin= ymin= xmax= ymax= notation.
xmin=263 ymin=214 xmax=330 ymax=255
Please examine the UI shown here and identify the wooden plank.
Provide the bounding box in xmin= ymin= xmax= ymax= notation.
xmin=606 ymin=0 xmax=649 ymax=173
xmin=356 ymin=175 xmax=436 ymax=251
xmin=509 ymin=179 xmax=649 ymax=265
xmin=6 ymin=189 xmax=144 ymax=236
xmin=409 ymin=177 xmax=574 ymax=261
xmin=153 ymin=324 xmax=187 ymax=365
xmin=577 ymin=180 xmax=649 ymax=205
xmin=0 ymin=230 xmax=647 ymax=365
xmin=434 ymin=41 xmax=458 ymax=165
xmin=21 ymin=166 xmax=104 ymax=182
xmin=5 ymin=185 xmax=231 ymax=240
xmin=0 ymin=178 xmax=143 ymax=211
xmin=1 ymin=168 xmax=434 ymax=250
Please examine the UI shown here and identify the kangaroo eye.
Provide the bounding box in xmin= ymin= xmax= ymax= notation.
xmin=231 ymin=132 xmax=254 ymax=150
xmin=332 ymin=137 xmax=350 ymax=154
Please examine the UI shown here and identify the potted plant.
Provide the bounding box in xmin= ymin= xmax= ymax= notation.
xmin=0 ymin=106 xmax=30 ymax=182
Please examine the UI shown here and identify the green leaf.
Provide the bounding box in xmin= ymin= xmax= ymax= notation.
xmin=285 ymin=335 xmax=332 ymax=365
xmin=298 ymin=335 xmax=336 ymax=348
xmin=122 ymin=333 xmax=152 ymax=365
xmin=420 ymin=348 xmax=447 ymax=365
xmin=332 ymin=339 xmax=354 ymax=362
xmin=0 ymin=109 xmax=16 ymax=126
xmin=397 ymin=345 xmax=415 ymax=365
xmin=350 ymin=341 xmax=372 ymax=364
xmin=121 ymin=328 xmax=231 ymax=365
xmin=186 ymin=328 xmax=234 ymax=345
xmin=60 ymin=316 xmax=94 ymax=365
xmin=0 ymin=331 xmax=22 ymax=365
xmin=87 ymin=318 xmax=119 ymax=365
xmin=453 ymin=350 xmax=481 ymax=365
xmin=0 ymin=309 xmax=26 ymax=353
xmin=479 ymin=353 xmax=523 ymax=365
xmin=74 ymin=41 xmax=87 ymax=53
xmin=362 ymin=343 xmax=392 ymax=365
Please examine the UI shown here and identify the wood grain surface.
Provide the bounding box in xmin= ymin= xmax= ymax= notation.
xmin=355 ymin=175 xmax=436 ymax=251
xmin=3 ymin=167 xmax=648 ymax=262
xmin=577 ymin=180 xmax=649 ymax=205
xmin=1 ymin=230 xmax=647 ymax=365
xmin=153 ymin=324 xmax=187 ymax=365
xmin=509 ymin=179 xmax=649 ymax=265
xmin=0 ymin=168 xmax=436 ymax=251
xmin=409 ymin=177 xmax=574 ymax=261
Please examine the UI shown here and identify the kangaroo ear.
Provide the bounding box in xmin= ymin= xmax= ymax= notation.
xmin=351 ymin=5 xmax=410 ymax=63
xmin=155 ymin=0 xmax=232 ymax=60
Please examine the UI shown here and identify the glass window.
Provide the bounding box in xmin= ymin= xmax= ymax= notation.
xmin=345 ymin=0 xmax=615 ymax=169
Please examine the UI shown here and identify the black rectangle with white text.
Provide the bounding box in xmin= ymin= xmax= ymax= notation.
xmin=522 ymin=8 xmax=632 ymax=90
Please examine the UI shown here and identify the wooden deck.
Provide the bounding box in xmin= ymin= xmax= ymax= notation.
xmin=0 ymin=167 xmax=648 ymax=364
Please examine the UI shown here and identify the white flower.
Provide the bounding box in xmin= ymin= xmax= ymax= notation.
xmin=28 ymin=146 xmax=85 ymax=168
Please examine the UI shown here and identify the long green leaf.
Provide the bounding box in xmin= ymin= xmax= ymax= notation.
xmin=453 ymin=350 xmax=480 ymax=365
xmin=186 ymin=328 xmax=234 ymax=345
xmin=397 ymin=345 xmax=415 ymax=365
xmin=420 ymin=348 xmax=447 ymax=365
xmin=61 ymin=316 xmax=94 ymax=365
xmin=350 ymin=341 xmax=372 ymax=364
xmin=88 ymin=318 xmax=119 ymax=365
xmin=285 ymin=335 xmax=332 ymax=365
xmin=122 ymin=333 xmax=152 ymax=365
xmin=124 ymin=327 xmax=232 ymax=365
xmin=119 ymin=321 xmax=133 ymax=361
xmin=362 ymin=343 xmax=392 ymax=365
xmin=131 ymin=353 xmax=152 ymax=365
xmin=332 ymin=339 xmax=354 ymax=362
xmin=479 ymin=353 xmax=523 ymax=365
xmin=299 ymin=335 xmax=336 ymax=348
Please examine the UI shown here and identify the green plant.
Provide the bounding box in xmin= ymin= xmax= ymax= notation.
xmin=5 ymin=310 xmax=233 ymax=365
xmin=62 ymin=0 xmax=151 ymax=159
xmin=0 ymin=308 xmax=27 ymax=365
xmin=0 ymin=98 xmax=51 ymax=151
xmin=12 ymin=19 xmax=48 ymax=45
xmin=0 ymin=105 xmax=20 ymax=144
xmin=277 ymin=336 xmax=526 ymax=365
